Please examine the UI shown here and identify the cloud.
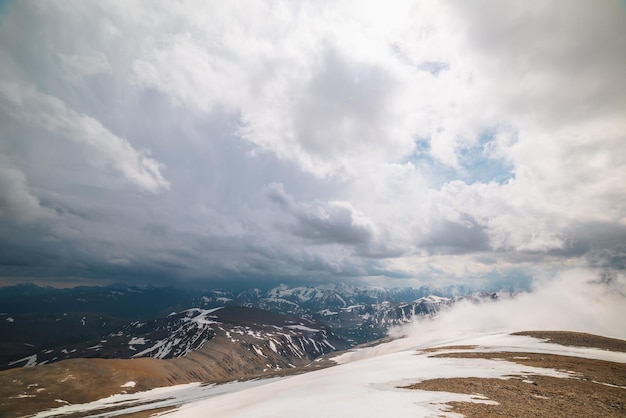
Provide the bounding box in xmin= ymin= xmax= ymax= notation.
xmin=449 ymin=0 xmax=626 ymax=125
xmin=266 ymin=182 xmax=375 ymax=245
xmin=0 ymin=0 xmax=624 ymax=287
xmin=0 ymin=82 xmax=169 ymax=193
xmin=58 ymin=51 xmax=112 ymax=82
xmin=419 ymin=217 xmax=491 ymax=255
xmin=0 ymin=159 xmax=54 ymax=221
xmin=391 ymin=268 xmax=626 ymax=344
xmin=127 ymin=3 xmax=420 ymax=178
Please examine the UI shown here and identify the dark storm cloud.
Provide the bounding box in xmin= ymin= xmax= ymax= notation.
xmin=266 ymin=182 xmax=374 ymax=245
xmin=558 ymin=222 xmax=626 ymax=270
xmin=419 ymin=217 xmax=491 ymax=255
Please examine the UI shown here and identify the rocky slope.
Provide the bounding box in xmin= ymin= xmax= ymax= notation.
xmin=4 ymin=306 xmax=348 ymax=369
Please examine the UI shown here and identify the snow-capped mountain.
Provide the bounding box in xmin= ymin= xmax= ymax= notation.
xmin=0 ymin=283 xmax=499 ymax=371
xmin=197 ymin=285 xmax=497 ymax=343
xmin=3 ymin=306 xmax=349 ymax=371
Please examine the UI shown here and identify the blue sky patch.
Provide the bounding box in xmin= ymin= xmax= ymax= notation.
xmin=409 ymin=133 xmax=514 ymax=187
xmin=458 ymin=133 xmax=515 ymax=185
xmin=417 ymin=61 xmax=449 ymax=76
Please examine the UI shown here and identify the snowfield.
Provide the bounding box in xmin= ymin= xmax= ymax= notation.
xmin=30 ymin=331 xmax=626 ymax=418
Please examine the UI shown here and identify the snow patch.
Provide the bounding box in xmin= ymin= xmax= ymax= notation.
xmin=31 ymin=379 xmax=283 ymax=418
xmin=9 ymin=354 xmax=37 ymax=367
xmin=286 ymin=324 xmax=319 ymax=332
xmin=317 ymin=309 xmax=337 ymax=316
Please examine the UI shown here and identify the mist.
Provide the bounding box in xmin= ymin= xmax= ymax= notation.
xmin=390 ymin=268 xmax=626 ymax=349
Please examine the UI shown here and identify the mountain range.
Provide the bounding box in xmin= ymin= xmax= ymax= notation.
xmin=0 ymin=282 xmax=499 ymax=371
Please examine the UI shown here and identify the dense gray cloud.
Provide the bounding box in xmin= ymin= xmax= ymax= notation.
xmin=266 ymin=182 xmax=374 ymax=245
xmin=0 ymin=0 xmax=624 ymax=288
xmin=419 ymin=218 xmax=491 ymax=255
xmin=0 ymin=82 xmax=169 ymax=192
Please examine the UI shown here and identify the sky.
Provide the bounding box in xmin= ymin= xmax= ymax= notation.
xmin=0 ymin=0 xmax=624 ymax=289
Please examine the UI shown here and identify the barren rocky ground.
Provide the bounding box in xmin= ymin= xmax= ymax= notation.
xmin=404 ymin=331 xmax=626 ymax=417
xmin=512 ymin=331 xmax=626 ymax=352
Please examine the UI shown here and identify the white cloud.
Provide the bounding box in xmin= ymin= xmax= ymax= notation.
xmin=427 ymin=0 xmax=626 ymax=246
xmin=124 ymin=2 xmax=426 ymax=177
xmin=392 ymin=268 xmax=626 ymax=342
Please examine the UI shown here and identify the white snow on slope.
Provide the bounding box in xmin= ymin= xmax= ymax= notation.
xmin=31 ymin=379 xmax=284 ymax=418
xmin=285 ymin=324 xmax=319 ymax=332
xmin=128 ymin=337 xmax=146 ymax=345
xmin=8 ymin=354 xmax=37 ymax=367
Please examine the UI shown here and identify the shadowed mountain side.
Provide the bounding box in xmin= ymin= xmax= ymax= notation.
xmin=1 ymin=306 xmax=348 ymax=369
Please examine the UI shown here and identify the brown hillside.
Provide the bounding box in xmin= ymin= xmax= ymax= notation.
xmin=403 ymin=331 xmax=626 ymax=417
xmin=0 ymin=333 xmax=326 ymax=418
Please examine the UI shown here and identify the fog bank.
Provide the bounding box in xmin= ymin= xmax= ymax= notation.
xmin=391 ymin=268 xmax=626 ymax=346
